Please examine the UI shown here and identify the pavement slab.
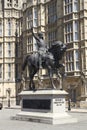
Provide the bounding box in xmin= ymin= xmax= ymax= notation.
xmin=0 ymin=108 xmax=87 ymax=130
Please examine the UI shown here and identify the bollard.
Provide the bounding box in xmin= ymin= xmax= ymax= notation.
xmin=68 ymin=99 xmax=71 ymax=111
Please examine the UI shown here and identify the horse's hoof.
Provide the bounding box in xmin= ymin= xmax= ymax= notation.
xmin=33 ymin=88 xmax=37 ymax=92
xmin=53 ymin=86 xmax=56 ymax=89
xmin=60 ymin=88 xmax=63 ymax=90
xmin=51 ymin=86 xmax=56 ymax=90
xmin=29 ymin=87 xmax=33 ymax=91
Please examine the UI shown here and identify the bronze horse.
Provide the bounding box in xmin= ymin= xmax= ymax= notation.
xmin=22 ymin=41 xmax=67 ymax=90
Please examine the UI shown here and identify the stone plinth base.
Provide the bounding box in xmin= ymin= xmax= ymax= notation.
xmin=14 ymin=111 xmax=77 ymax=125
xmin=12 ymin=89 xmax=77 ymax=124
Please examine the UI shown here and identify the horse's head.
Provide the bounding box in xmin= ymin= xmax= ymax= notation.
xmin=49 ymin=41 xmax=67 ymax=60
xmin=52 ymin=41 xmax=67 ymax=53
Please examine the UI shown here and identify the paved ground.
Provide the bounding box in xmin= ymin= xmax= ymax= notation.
xmin=0 ymin=108 xmax=87 ymax=130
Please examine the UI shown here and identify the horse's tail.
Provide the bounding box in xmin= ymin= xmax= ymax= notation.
xmin=22 ymin=55 xmax=29 ymax=71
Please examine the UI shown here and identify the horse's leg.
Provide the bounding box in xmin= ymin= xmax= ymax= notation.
xmin=22 ymin=56 xmax=28 ymax=71
xmin=30 ymin=68 xmax=38 ymax=91
xmin=29 ymin=69 xmax=33 ymax=90
xmin=29 ymin=79 xmax=32 ymax=90
xmin=38 ymin=76 xmax=43 ymax=87
xmin=56 ymin=70 xmax=63 ymax=90
xmin=56 ymin=64 xmax=65 ymax=90
xmin=48 ymin=68 xmax=56 ymax=89
xmin=31 ymin=78 xmax=35 ymax=90
xmin=29 ymin=71 xmax=35 ymax=90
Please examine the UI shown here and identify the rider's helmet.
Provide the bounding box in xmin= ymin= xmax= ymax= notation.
xmin=38 ymin=32 xmax=43 ymax=39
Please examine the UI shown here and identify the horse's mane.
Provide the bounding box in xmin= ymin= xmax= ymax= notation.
xmin=48 ymin=41 xmax=65 ymax=61
xmin=52 ymin=41 xmax=63 ymax=47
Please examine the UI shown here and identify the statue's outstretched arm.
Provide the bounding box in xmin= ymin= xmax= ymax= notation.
xmin=30 ymin=28 xmax=40 ymax=42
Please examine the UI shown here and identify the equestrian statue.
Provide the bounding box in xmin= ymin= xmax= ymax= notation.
xmin=22 ymin=28 xmax=67 ymax=91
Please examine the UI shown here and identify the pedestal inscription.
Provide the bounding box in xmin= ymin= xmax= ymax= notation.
xmin=52 ymin=98 xmax=65 ymax=113
xmin=54 ymin=98 xmax=64 ymax=106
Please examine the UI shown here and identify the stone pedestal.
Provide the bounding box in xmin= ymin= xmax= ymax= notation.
xmin=14 ymin=90 xmax=77 ymax=124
